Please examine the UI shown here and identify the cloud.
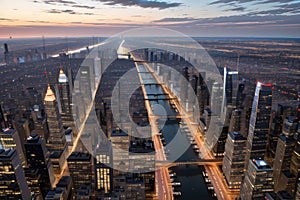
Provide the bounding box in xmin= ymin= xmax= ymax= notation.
xmin=34 ymin=0 xmax=95 ymax=9
xmin=72 ymin=5 xmax=95 ymax=9
xmin=224 ymin=6 xmax=246 ymax=12
xmin=153 ymin=17 xmax=199 ymax=23
xmin=26 ymin=20 xmax=52 ymax=23
xmin=250 ymin=2 xmax=300 ymax=15
xmin=46 ymin=9 xmax=94 ymax=15
xmin=94 ymin=0 xmax=182 ymax=9
xmin=208 ymin=0 xmax=254 ymax=5
xmin=208 ymin=0 xmax=296 ymax=5
xmin=0 ymin=18 xmax=17 ymax=21
xmin=153 ymin=14 xmax=300 ymax=27
xmin=43 ymin=0 xmax=76 ymax=5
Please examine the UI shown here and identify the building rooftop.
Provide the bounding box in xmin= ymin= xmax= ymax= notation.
xmin=0 ymin=148 xmax=15 ymax=158
xmin=251 ymin=159 xmax=272 ymax=170
xmin=49 ymin=150 xmax=63 ymax=158
xmin=45 ymin=188 xmax=65 ymax=200
xmin=111 ymin=128 xmax=128 ymax=137
xmin=228 ymin=132 xmax=246 ymax=141
xmin=283 ymin=170 xmax=295 ymax=178
xmin=129 ymin=139 xmax=155 ymax=153
xmin=279 ymin=135 xmax=295 ymax=143
xmin=44 ymin=84 xmax=56 ymax=102
xmin=67 ymin=152 xmax=91 ymax=162
xmin=26 ymin=134 xmax=41 ymax=143
xmin=0 ymin=128 xmax=16 ymax=135
xmin=58 ymin=69 xmax=68 ymax=83
xmin=56 ymin=176 xmax=71 ymax=188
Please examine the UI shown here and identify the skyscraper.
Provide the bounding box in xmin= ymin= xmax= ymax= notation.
xmin=95 ymin=142 xmax=113 ymax=195
xmin=44 ymin=84 xmax=68 ymax=175
xmin=197 ymin=72 xmax=208 ymax=115
xmin=222 ymin=132 xmax=246 ymax=190
xmin=24 ymin=167 xmax=43 ymax=200
xmin=180 ymin=66 xmax=189 ymax=110
xmin=110 ymin=128 xmax=129 ymax=174
xmin=0 ymin=128 xmax=26 ymax=165
xmin=273 ymin=134 xmax=296 ymax=192
xmin=290 ymin=128 xmax=300 ymax=187
xmin=44 ymin=84 xmax=67 ymax=152
xmin=245 ymin=82 xmax=272 ymax=165
xmin=0 ymin=149 xmax=31 ymax=200
xmin=229 ymin=109 xmax=241 ymax=133
xmin=240 ymin=159 xmax=274 ymax=199
xmin=211 ymin=82 xmax=223 ymax=116
xmin=67 ymin=152 xmax=93 ymax=193
xmin=58 ymin=69 xmax=72 ymax=125
xmin=221 ymin=67 xmax=239 ymax=124
xmin=25 ymin=134 xmax=55 ymax=198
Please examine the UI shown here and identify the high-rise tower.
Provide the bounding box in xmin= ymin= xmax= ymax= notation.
xmin=44 ymin=85 xmax=68 ymax=175
xmin=25 ymin=134 xmax=55 ymax=198
xmin=0 ymin=128 xmax=26 ymax=166
xmin=44 ymin=85 xmax=66 ymax=151
xmin=67 ymin=152 xmax=92 ymax=194
xmin=245 ymin=82 xmax=272 ymax=165
xmin=240 ymin=159 xmax=274 ymax=199
xmin=222 ymin=132 xmax=246 ymax=190
xmin=273 ymin=135 xmax=296 ymax=193
xmin=0 ymin=149 xmax=31 ymax=200
xmin=221 ymin=67 xmax=239 ymax=125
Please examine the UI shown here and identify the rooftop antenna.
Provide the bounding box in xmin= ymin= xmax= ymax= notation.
xmin=65 ymin=36 xmax=69 ymax=55
xmin=236 ymin=53 xmax=240 ymax=72
xmin=42 ymin=35 xmax=47 ymax=59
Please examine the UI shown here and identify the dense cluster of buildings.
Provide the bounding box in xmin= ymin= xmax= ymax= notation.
xmin=0 ymin=43 xmax=299 ymax=200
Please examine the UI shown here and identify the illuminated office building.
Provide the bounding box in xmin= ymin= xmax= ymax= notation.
xmin=290 ymin=128 xmax=300 ymax=186
xmin=24 ymin=167 xmax=43 ymax=200
xmin=67 ymin=152 xmax=92 ymax=193
xmin=95 ymin=142 xmax=113 ymax=195
xmin=273 ymin=134 xmax=296 ymax=192
xmin=221 ymin=67 xmax=239 ymax=125
xmin=57 ymin=68 xmax=77 ymax=137
xmin=222 ymin=132 xmax=246 ymax=190
xmin=240 ymin=159 xmax=274 ymax=199
xmin=245 ymin=82 xmax=272 ymax=166
xmin=0 ymin=128 xmax=26 ymax=165
xmin=44 ymin=84 xmax=67 ymax=152
xmin=0 ymin=149 xmax=31 ymax=200
xmin=44 ymin=84 xmax=68 ymax=175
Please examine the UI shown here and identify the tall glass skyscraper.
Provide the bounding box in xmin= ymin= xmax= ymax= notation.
xmin=222 ymin=132 xmax=247 ymax=190
xmin=245 ymin=82 xmax=272 ymax=165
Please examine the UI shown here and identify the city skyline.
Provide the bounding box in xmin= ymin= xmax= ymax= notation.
xmin=0 ymin=0 xmax=300 ymax=38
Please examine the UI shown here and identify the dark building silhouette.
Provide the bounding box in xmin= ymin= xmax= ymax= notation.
xmin=0 ymin=149 xmax=31 ymax=200
xmin=25 ymin=134 xmax=55 ymax=198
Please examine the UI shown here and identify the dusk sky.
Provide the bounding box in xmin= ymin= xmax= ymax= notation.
xmin=0 ymin=0 xmax=300 ymax=38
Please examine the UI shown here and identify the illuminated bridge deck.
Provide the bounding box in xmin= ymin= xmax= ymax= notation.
xmin=155 ymin=159 xmax=223 ymax=167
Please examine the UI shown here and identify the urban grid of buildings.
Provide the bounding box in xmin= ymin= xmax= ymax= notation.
xmin=0 ymin=39 xmax=299 ymax=200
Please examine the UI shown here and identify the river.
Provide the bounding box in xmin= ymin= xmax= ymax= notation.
xmin=137 ymin=64 xmax=214 ymax=200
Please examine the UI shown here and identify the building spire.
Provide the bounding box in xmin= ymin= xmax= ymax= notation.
xmin=58 ymin=68 xmax=68 ymax=83
xmin=44 ymin=84 xmax=56 ymax=102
